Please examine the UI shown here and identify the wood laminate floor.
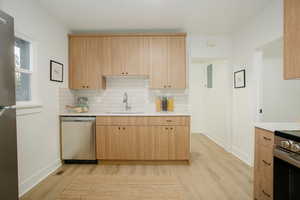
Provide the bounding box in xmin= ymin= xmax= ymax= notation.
xmin=21 ymin=134 xmax=253 ymax=200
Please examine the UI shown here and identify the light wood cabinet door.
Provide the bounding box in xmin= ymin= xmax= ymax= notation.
xmin=284 ymin=0 xmax=300 ymax=79
xmin=96 ymin=126 xmax=116 ymax=159
xmin=138 ymin=126 xmax=155 ymax=160
xmin=169 ymin=126 xmax=190 ymax=160
xmin=69 ymin=37 xmax=87 ymax=89
xmin=125 ymin=37 xmax=143 ymax=76
xmin=149 ymin=37 xmax=169 ymax=89
xmin=111 ymin=37 xmax=146 ymax=76
xmin=152 ymin=126 xmax=169 ymax=160
xmin=69 ymin=37 xmax=107 ymax=89
xmin=100 ymin=37 xmax=112 ymax=76
xmin=111 ymin=37 xmax=126 ymax=75
xmin=168 ymin=37 xmax=186 ymax=89
xmin=121 ymin=126 xmax=138 ymax=160
xmin=85 ymin=38 xmax=105 ymax=89
xmin=254 ymin=128 xmax=274 ymax=200
xmin=96 ymin=126 xmax=139 ymax=160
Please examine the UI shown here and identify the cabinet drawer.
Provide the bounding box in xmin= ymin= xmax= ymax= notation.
xmin=260 ymin=145 xmax=273 ymax=168
xmin=148 ymin=116 xmax=188 ymax=126
xmin=256 ymin=128 xmax=274 ymax=148
xmin=96 ymin=116 xmax=148 ymax=126
xmin=258 ymin=145 xmax=273 ymax=200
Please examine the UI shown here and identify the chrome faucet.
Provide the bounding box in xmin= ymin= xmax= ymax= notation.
xmin=123 ymin=92 xmax=131 ymax=111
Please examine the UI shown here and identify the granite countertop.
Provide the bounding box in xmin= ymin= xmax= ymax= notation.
xmin=60 ymin=112 xmax=191 ymax=117
xmin=254 ymin=122 xmax=300 ymax=132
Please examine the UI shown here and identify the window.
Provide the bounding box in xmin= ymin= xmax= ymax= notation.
xmin=14 ymin=37 xmax=32 ymax=102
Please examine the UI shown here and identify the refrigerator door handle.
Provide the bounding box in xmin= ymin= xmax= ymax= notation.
xmin=0 ymin=106 xmax=14 ymax=117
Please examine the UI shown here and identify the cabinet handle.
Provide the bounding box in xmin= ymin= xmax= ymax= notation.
xmin=165 ymin=127 xmax=169 ymax=130
xmin=168 ymin=85 xmax=171 ymax=88
xmin=126 ymin=72 xmax=128 ymax=75
xmin=262 ymin=190 xmax=271 ymax=198
xmin=166 ymin=120 xmax=172 ymax=122
xmin=170 ymin=128 xmax=173 ymax=130
xmin=118 ymin=127 xmax=121 ymax=130
xmin=263 ymin=136 xmax=271 ymax=141
xmin=123 ymin=127 xmax=125 ymax=130
xmin=163 ymin=85 xmax=167 ymax=88
xmin=262 ymin=160 xmax=271 ymax=166
xmin=82 ymin=86 xmax=85 ymax=88
xmin=86 ymin=86 xmax=89 ymax=88
xmin=121 ymin=72 xmax=124 ymax=75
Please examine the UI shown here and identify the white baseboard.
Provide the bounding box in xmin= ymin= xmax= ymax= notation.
xmin=202 ymin=133 xmax=227 ymax=151
xmin=231 ymin=146 xmax=252 ymax=166
xmin=202 ymin=133 xmax=252 ymax=167
xmin=19 ymin=159 xmax=62 ymax=197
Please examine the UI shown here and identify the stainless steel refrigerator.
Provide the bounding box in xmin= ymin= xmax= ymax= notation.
xmin=0 ymin=10 xmax=19 ymax=199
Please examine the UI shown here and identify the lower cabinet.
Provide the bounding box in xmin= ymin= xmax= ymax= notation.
xmin=254 ymin=128 xmax=274 ymax=200
xmin=96 ymin=123 xmax=190 ymax=161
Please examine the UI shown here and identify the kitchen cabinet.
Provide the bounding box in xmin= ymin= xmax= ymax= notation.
xmin=96 ymin=126 xmax=138 ymax=160
xmin=284 ymin=0 xmax=300 ymax=79
xmin=95 ymin=116 xmax=190 ymax=161
xmin=69 ymin=37 xmax=109 ymax=89
xmin=253 ymin=128 xmax=274 ymax=200
xmin=69 ymin=37 xmax=87 ymax=89
xmin=138 ymin=126 xmax=155 ymax=160
xmin=168 ymin=37 xmax=187 ymax=89
xmin=69 ymin=33 xmax=187 ymax=89
xmin=153 ymin=126 xmax=170 ymax=160
xmin=108 ymin=37 xmax=149 ymax=76
xmin=170 ymin=126 xmax=190 ymax=160
xmin=149 ymin=37 xmax=186 ymax=89
xmin=150 ymin=37 xmax=169 ymax=88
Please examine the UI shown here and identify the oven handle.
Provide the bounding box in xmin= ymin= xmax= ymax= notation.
xmin=274 ymin=148 xmax=300 ymax=168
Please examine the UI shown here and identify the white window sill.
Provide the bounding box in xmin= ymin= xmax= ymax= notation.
xmin=16 ymin=103 xmax=43 ymax=116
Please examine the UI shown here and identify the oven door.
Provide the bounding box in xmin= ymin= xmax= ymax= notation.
xmin=274 ymin=148 xmax=300 ymax=200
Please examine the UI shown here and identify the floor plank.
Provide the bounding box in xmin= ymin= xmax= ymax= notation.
xmin=21 ymin=134 xmax=253 ymax=200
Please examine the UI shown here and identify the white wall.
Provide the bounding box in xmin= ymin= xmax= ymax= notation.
xmin=189 ymin=33 xmax=232 ymax=60
xmin=0 ymin=0 xmax=69 ymax=196
xmin=189 ymin=33 xmax=232 ymax=152
xmin=231 ymin=0 xmax=283 ymax=165
xmin=261 ymin=55 xmax=300 ymax=122
xmin=190 ymin=61 xmax=232 ymax=151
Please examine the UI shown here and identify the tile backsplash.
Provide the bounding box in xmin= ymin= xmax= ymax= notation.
xmin=59 ymin=77 xmax=189 ymax=113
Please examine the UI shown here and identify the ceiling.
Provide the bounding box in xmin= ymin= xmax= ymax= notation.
xmin=38 ymin=0 xmax=272 ymax=34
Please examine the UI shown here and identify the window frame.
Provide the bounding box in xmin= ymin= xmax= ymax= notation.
xmin=14 ymin=32 xmax=40 ymax=109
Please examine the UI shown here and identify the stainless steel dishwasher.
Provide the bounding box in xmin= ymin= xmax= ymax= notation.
xmin=61 ymin=117 xmax=96 ymax=163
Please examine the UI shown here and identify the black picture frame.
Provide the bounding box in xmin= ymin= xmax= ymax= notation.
xmin=234 ymin=69 xmax=246 ymax=88
xmin=50 ymin=60 xmax=64 ymax=82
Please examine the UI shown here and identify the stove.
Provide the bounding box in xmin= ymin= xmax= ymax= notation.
xmin=274 ymin=130 xmax=300 ymax=200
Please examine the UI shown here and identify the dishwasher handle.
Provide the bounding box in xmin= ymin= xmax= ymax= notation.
xmin=61 ymin=117 xmax=96 ymax=122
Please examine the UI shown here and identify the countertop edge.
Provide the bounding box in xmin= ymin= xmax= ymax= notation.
xmin=254 ymin=122 xmax=300 ymax=133
xmin=59 ymin=113 xmax=191 ymax=117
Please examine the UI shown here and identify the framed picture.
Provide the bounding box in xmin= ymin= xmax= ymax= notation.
xmin=50 ymin=60 xmax=63 ymax=82
xmin=234 ymin=69 xmax=246 ymax=88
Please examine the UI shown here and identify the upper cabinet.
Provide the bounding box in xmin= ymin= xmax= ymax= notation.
xmin=69 ymin=37 xmax=109 ymax=89
xmin=284 ymin=0 xmax=300 ymax=79
xmin=168 ymin=37 xmax=186 ymax=89
xmin=69 ymin=33 xmax=187 ymax=89
xmin=149 ymin=36 xmax=186 ymax=89
xmin=106 ymin=37 xmax=149 ymax=76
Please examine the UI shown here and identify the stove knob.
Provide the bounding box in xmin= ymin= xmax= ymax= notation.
xmin=291 ymin=144 xmax=300 ymax=152
xmin=281 ymin=141 xmax=291 ymax=148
